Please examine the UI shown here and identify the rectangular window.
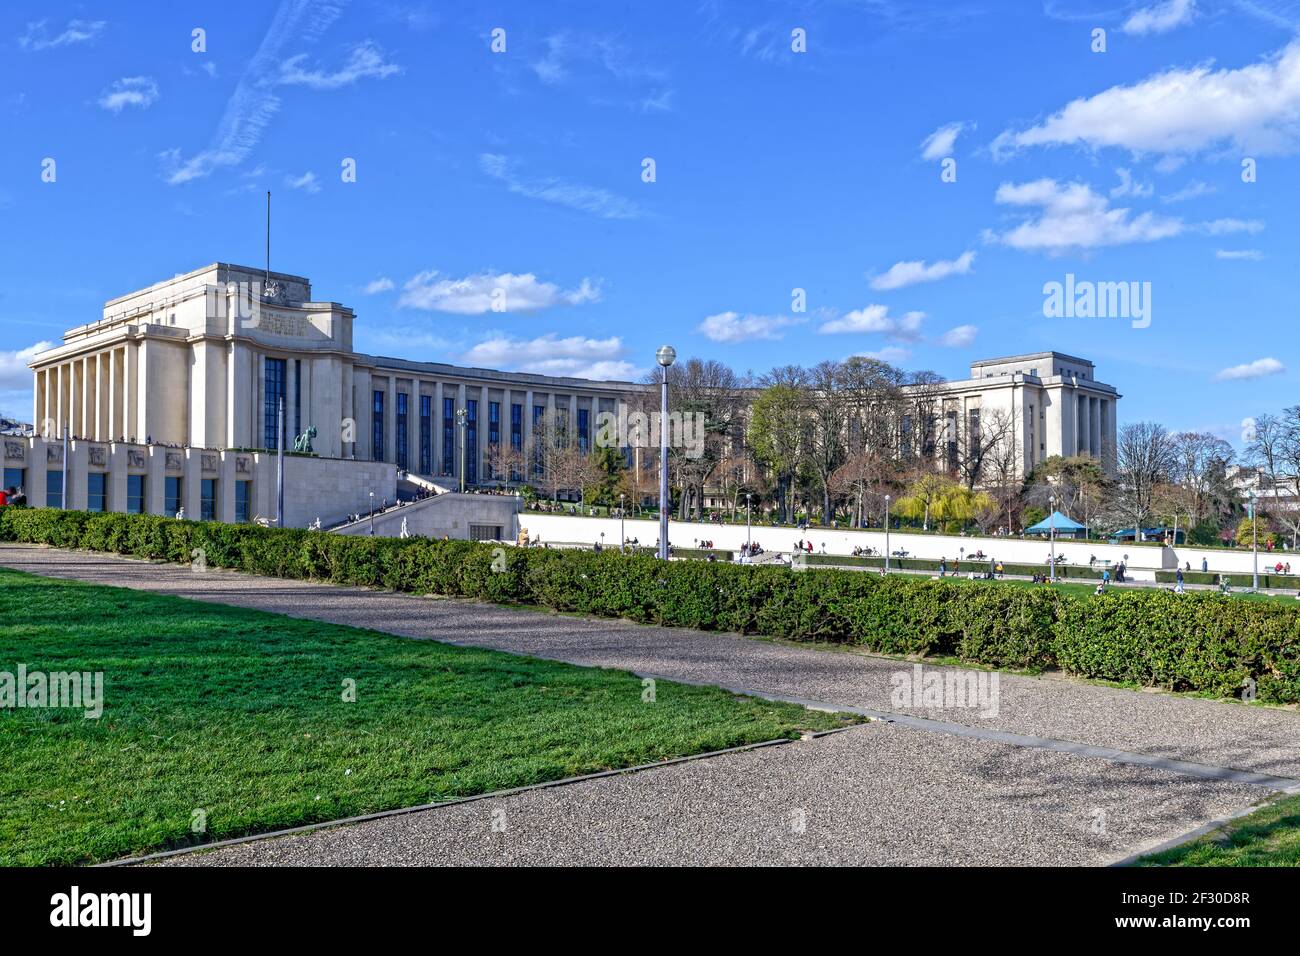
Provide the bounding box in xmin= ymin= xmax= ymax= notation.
xmin=532 ymin=404 xmax=545 ymax=478
xmin=165 ymin=476 xmax=182 ymax=517
xmin=126 ymin=475 xmax=145 ymax=514
xmin=577 ymin=408 xmax=590 ymax=453
xmin=442 ymin=397 xmax=455 ymax=477
xmin=235 ymin=480 xmax=251 ymax=523
xmin=968 ymin=408 xmax=981 ymax=462
xmin=201 ymin=478 xmax=217 ymax=522
xmin=86 ymin=472 xmax=107 ymax=513
xmin=420 ymin=395 xmax=432 ymax=474
xmin=3 ymin=467 xmax=24 ymax=499
xmin=372 ymin=390 xmax=385 ymax=462
xmin=264 ymin=358 xmax=287 ymax=449
xmin=487 ymin=401 xmax=501 ymax=480
xmin=46 ymin=470 xmax=64 ymax=509
xmin=396 ymin=391 xmax=409 ymax=470
xmin=510 ymin=403 xmax=523 ymax=480
xmin=466 ymin=399 xmax=478 ymax=485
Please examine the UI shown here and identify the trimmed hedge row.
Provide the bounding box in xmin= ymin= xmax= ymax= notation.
xmin=803 ymin=553 xmax=1107 ymax=580
xmin=1154 ymin=569 xmax=1300 ymax=591
xmin=3 ymin=507 xmax=1298 ymax=703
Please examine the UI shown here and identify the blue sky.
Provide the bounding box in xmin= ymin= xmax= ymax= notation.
xmin=1 ymin=0 xmax=1297 ymax=451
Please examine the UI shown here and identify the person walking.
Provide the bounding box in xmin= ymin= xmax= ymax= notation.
xmin=1201 ymin=556 xmax=1208 ymax=573
xmin=1175 ymin=567 xmax=1185 ymax=594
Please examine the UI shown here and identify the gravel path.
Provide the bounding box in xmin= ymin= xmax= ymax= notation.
xmin=3 ymin=542 xmax=1295 ymax=866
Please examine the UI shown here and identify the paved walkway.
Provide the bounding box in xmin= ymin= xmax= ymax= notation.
xmin=3 ymin=543 xmax=1297 ymax=866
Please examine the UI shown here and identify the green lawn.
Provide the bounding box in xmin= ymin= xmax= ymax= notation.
xmin=1137 ymin=794 xmax=1300 ymax=866
xmin=0 ymin=568 xmax=852 ymax=865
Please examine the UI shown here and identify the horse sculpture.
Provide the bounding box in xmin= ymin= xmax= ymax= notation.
xmin=292 ymin=425 xmax=317 ymax=453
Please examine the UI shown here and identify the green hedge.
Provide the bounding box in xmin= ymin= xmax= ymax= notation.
xmin=802 ymin=553 xmax=1107 ymax=580
xmin=3 ymin=507 xmax=1299 ymax=703
xmin=1155 ymin=569 xmax=1300 ymax=590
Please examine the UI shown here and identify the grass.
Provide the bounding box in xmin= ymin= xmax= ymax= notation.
xmin=0 ymin=568 xmax=853 ymax=866
xmin=1137 ymin=793 xmax=1300 ymax=866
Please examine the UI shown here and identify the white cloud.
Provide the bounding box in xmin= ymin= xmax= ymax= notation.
xmin=870 ymin=251 xmax=975 ymax=291
xmin=18 ymin=19 xmax=106 ymax=51
xmin=1161 ymin=180 xmax=1214 ymax=203
xmin=161 ymin=1 xmax=377 ymax=185
xmin=1122 ymin=0 xmax=1197 ymax=35
xmin=1199 ymin=218 xmax=1264 ymax=235
xmin=993 ymin=40 xmax=1300 ymax=158
xmin=399 ymin=271 xmax=600 ymax=314
xmin=920 ymin=122 xmax=970 ymax=161
xmin=98 ymin=77 xmax=159 ymax=113
xmin=1215 ymin=249 xmax=1264 ymax=260
xmin=819 ymin=305 xmax=925 ymax=338
xmin=697 ymin=311 xmax=802 ymax=343
xmin=983 ymin=178 xmax=1183 ymax=254
xmin=937 ymin=324 xmax=978 ymax=348
xmin=479 ymin=154 xmax=641 ymax=220
xmin=462 ymin=334 xmax=636 ymax=380
xmin=363 ymin=277 xmax=395 ymax=294
xmin=855 ymin=346 xmax=912 ymax=364
xmin=1110 ymin=167 xmax=1153 ymax=198
xmin=286 ymin=171 xmax=321 ymax=193
xmin=0 ymin=342 xmax=53 ymax=390
xmin=278 ymin=40 xmax=401 ymax=89
xmin=1215 ymin=357 xmax=1284 ymax=381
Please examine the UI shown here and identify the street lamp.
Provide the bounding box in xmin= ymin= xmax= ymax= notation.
xmin=884 ymin=493 xmax=891 ymax=573
xmin=619 ymin=493 xmax=626 ymax=554
xmin=369 ymin=490 xmax=375 ymax=536
xmin=1049 ymin=492 xmax=1057 ymax=584
xmin=456 ymin=408 xmax=467 ymax=493
xmin=655 ymin=345 xmax=675 ymax=560
xmin=1249 ymin=488 xmax=1259 ymax=591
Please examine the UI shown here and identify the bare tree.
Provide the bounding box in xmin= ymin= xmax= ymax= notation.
xmin=1112 ymin=422 xmax=1176 ymax=534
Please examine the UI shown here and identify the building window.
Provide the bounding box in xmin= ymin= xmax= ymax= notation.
xmin=466 ymin=399 xmax=478 ymax=485
xmin=420 ymin=395 xmax=432 ymax=474
xmin=510 ymin=403 xmax=523 ymax=480
xmin=3 ymin=467 xmax=24 ymax=499
xmin=235 ymin=480 xmax=251 ymax=523
xmin=487 ymin=401 xmax=501 ymax=480
xmin=577 ymin=407 xmax=590 ymax=453
xmin=293 ymin=359 xmax=302 ymax=440
xmin=967 ymin=408 xmax=981 ymax=462
xmin=264 ymin=358 xmax=287 ymax=449
xmin=165 ymin=476 xmax=182 ymax=517
xmin=442 ymin=397 xmax=455 ymax=477
xmin=201 ymin=478 xmax=217 ymax=521
xmin=396 ymin=391 xmax=409 ymax=470
xmin=46 ymin=470 xmax=64 ymax=509
xmin=372 ymin=390 xmax=384 ymax=462
xmin=126 ymin=475 xmax=145 ymax=514
xmin=87 ymin=472 xmax=107 ymax=513
xmin=532 ymin=404 xmax=545 ymax=478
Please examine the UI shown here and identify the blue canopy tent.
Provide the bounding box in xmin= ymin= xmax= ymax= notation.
xmin=1024 ymin=511 xmax=1087 ymax=539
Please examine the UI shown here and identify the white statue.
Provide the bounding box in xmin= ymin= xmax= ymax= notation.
xmin=254 ymin=515 xmax=272 ymax=528
xmin=308 ymin=517 xmax=322 ymax=531
xmin=400 ymin=517 xmax=411 ymax=539
xmin=175 ymin=507 xmax=185 ymax=520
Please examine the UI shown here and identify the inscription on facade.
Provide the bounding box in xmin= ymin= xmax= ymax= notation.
xmin=259 ymin=311 xmax=308 ymax=338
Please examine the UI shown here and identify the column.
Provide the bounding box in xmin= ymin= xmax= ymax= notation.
xmin=456 ymin=383 xmax=467 ymax=480
xmin=81 ymin=356 xmax=90 ymax=440
xmin=1091 ymin=396 xmax=1102 ymax=459
xmin=55 ymin=364 xmax=65 ymax=438
xmin=33 ymin=369 xmax=42 ymax=439
xmin=255 ymin=355 xmax=266 ymax=448
xmin=567 ymin=395 xmax=576 ymax=447
xmin=1077 ymin=391 xmax=1090 ymax=457
xmin=286 ymin=357 xmax=297 ymax=442
xmin=124 ymin=342 xmax=137 ymax=442
xmin=524 ymin=388 xmax=534 ymax=470
xmin=108 ymin=349 xmax=118 ymax=441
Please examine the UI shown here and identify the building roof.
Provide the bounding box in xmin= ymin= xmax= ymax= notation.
xmin=970 ymin=351 xmax=1095 ymax=369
